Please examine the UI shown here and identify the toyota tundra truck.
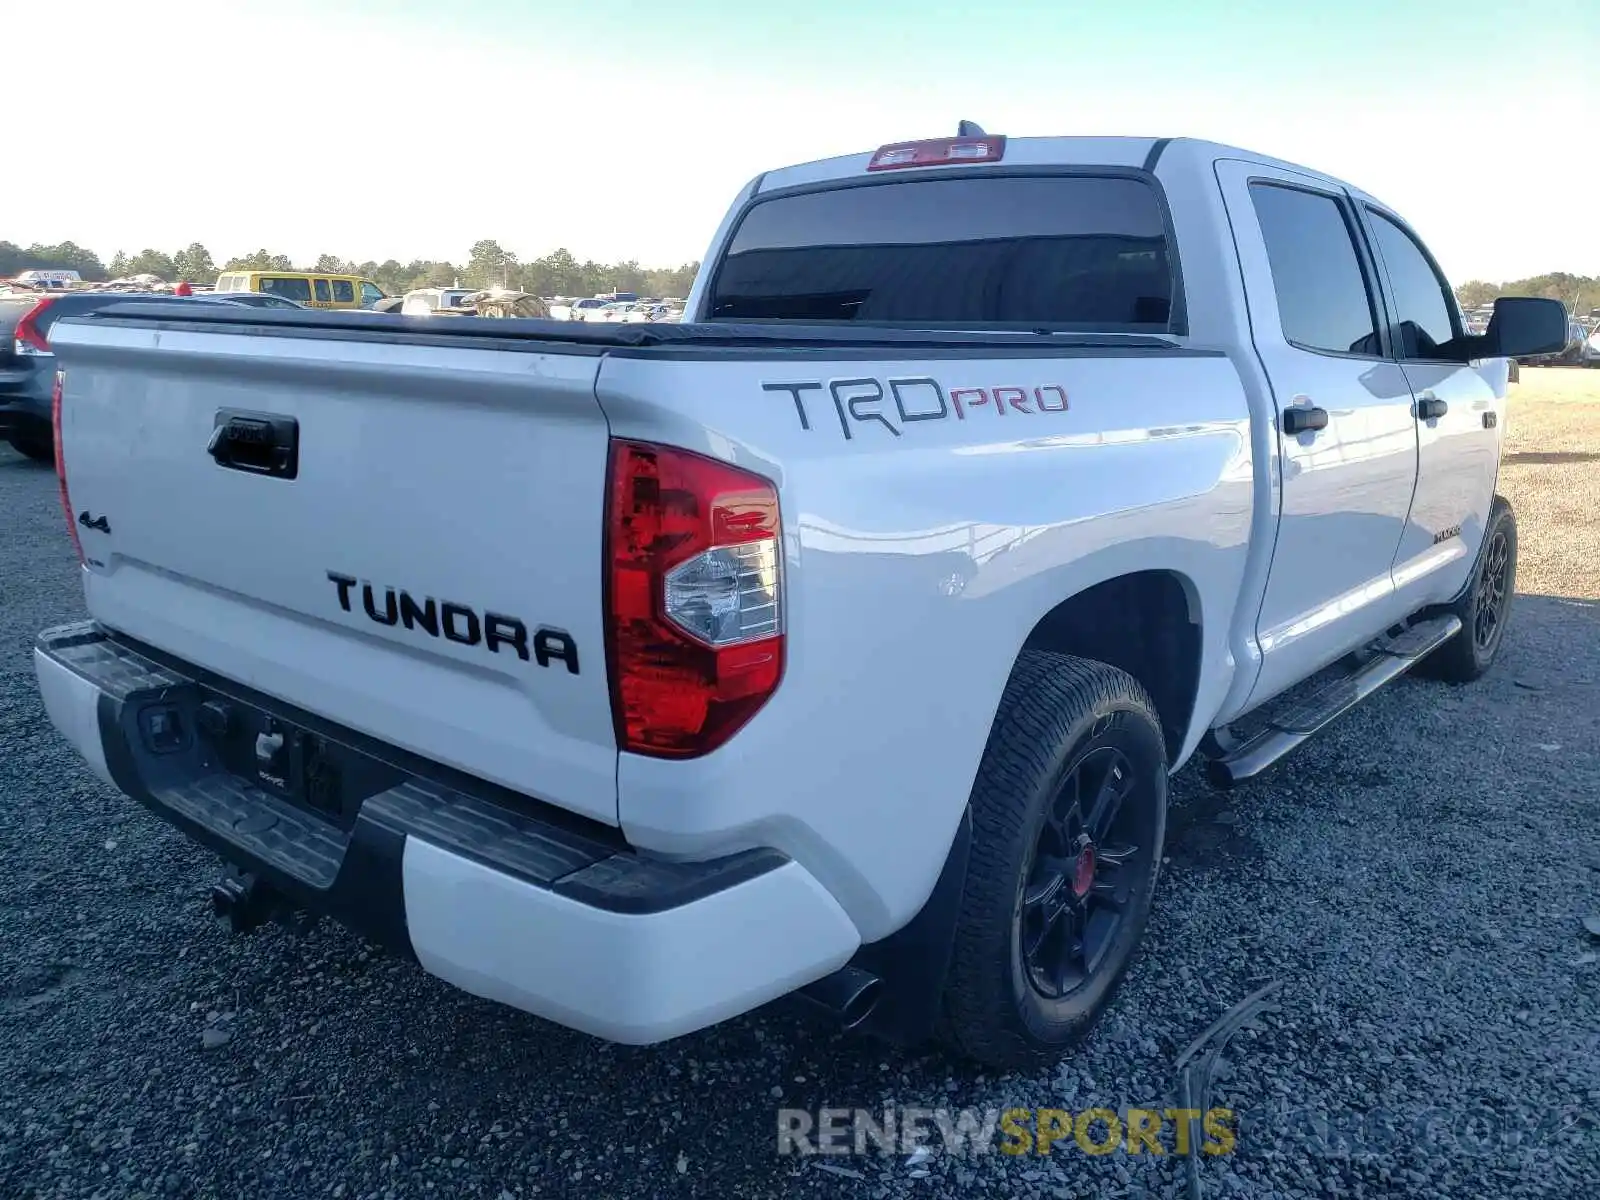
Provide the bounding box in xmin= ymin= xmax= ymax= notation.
xmin=33 ymin=129 xmax=1567 ymax=1070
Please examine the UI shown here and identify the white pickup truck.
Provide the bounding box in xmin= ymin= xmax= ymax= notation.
xmin=34 ymin=129 xmax=1567 ymax=1070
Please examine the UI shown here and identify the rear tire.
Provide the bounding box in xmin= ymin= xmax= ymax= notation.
xmin=1416 ymin=496 xmax=1517 ymax=683
xmin=938 ymin=652 xmax=1168 ymax=1071
xmin=6 ymin=435 xmax=53 ymax=464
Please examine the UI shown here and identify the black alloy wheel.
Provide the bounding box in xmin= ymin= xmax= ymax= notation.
xmin=1473 ymin=529 xmax=1510 ymax=652
xmin=1018 ymin=745 xmax=1154 ymax=1001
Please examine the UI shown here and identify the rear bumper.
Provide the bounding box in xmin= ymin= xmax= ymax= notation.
xmin=34 ymin=622 xmax=860 ymax=1043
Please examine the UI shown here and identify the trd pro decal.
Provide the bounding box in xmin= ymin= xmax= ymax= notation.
xmin=763 ymin=376 xmax=1069 ymax=440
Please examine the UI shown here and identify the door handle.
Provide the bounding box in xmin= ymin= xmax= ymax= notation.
xmin=208 ymin=409 xmax=300 ymax=480
xmin=1416 ymin=395 xmax=1449 ymax=421
xmin=1282 ymin=405 xmax=1329 ymax=435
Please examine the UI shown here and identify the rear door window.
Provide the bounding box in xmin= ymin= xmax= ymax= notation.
xmin=708 ymin=174 xmax=1177 ymax=331
xmin=1249 ymin=183 xmax=1382 ymax=357
xmin=332 ymin=279 xmax=355 ymax=303
xmin=313 ymin=279 xmax=332 ymax=303
xmin=260 ymin=276 xmax=313 ymax=302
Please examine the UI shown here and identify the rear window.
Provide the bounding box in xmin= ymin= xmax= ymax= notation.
xmin=707 ymin=174 xmax=1176 ymax=331
xmin=260 ymin=276 xmax=313 ymax=302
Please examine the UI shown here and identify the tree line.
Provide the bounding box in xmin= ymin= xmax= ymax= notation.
xmin=1454 ymin=274 xmax=1598 ymax=317
xmin=0 ymin=238 xmax=700 ymax=300
xmin=5 ymin=237 xmax=1595 ymax=315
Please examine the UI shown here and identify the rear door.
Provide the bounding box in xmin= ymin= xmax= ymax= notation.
xmin=52 ymin=318 xmax=620 ymax=824
xmin=1215 ymin=160 xmax=1421 ymax=707
xmin=1358 ymin=204 xmax=1503 ymax=599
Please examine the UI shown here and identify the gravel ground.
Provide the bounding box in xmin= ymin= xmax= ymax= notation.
xmin=3 ymin=371 xmax=1598 ymax=1199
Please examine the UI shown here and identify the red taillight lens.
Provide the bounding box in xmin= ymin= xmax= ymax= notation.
xmin=604 ymin=439 xmax=784 ymax=758
xmin=52 ymin=370 xmax=84 ymax=565
xmin=15 ymin=296 xmax=58 ymax=355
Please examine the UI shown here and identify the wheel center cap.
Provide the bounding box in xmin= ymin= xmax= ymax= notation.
xmin=1071 ymin=840 xmax=1096 ymax=898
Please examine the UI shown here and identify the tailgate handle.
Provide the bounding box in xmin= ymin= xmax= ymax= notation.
xmin=208 ymin=410 xmax=299 ymax=480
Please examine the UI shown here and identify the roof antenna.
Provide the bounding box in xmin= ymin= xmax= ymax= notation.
xmin=957 ymin=120 xmax=986 ymax=137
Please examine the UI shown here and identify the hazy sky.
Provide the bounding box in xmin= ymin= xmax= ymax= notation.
xmin=13 ymin=0 xmax=1598 ymax=283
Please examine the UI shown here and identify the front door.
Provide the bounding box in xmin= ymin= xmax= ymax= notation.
xmin=1215 ymin=159 xmax=1421 ymax=708
xmin=1358 ymin=204 xmax=1505 ymax=602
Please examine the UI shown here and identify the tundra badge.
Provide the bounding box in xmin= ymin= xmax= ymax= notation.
xmin=325 ymin=571 xmax=579 ymax=673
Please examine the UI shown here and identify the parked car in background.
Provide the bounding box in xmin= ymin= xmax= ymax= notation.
xmin=619 ymin=302 xmax=682 ymax=323
xmin=10 ymin=269 xmax=81 ymax=291
xmin=400 ymin=288 xmax=478 ymax=317
xmin=0 ymin=291 xmax=300 ymax=460
xmin=207 ymin=292 xmax=309 ymax=311
xmin=1522 ymin=316 xmax=1589 ymax=367
xmin=214 ymin=271 xmax=387 ymax=311
xmin=597 ymin=301 xmax=667 ymax=322
xmin=0 ymin=294 xmax=52 ymax=459
xmin=554 ymin=298 xmax=613 ymax=321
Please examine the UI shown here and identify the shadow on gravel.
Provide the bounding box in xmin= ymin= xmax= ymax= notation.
xmin=0 ymin=455 xmax=51 ymax=471
xmin=1163 ymin=777 xmax=1265 ymax=876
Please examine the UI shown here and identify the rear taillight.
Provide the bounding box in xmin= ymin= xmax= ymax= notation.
xmin=604 ymin=439 xmax=784 ymax=758
xmin=15 ymin=296 xmax=58 ymax=356
xmin=52 ymin=370 xmax=84 ymax=565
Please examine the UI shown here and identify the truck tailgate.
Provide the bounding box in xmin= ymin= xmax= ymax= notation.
xmin=50 ymin=319 xmax=619 ymax=825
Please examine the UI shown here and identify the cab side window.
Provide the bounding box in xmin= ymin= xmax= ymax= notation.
xmin=1249 ymin=183 xmax=1381 ymax=357
xmin=1365 ymin=210 xmax=1458 ymax=360
xmin=332 ymin=280 xmax=355 ymax=303
xmin=359 ymin=282 xmax=384 ymax=307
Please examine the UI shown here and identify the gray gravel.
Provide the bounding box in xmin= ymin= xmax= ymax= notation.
xmin=3 ymin=425 xmax=1599 ymax=1199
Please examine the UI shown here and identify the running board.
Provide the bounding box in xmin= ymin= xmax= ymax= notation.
xmin=1206 ymin=614 xmax=1462 ymax=788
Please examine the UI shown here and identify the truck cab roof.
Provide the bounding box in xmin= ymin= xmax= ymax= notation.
xmin=755 ymin=134 xmax=1393 ymax=212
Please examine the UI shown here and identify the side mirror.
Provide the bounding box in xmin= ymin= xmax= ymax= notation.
xmin=1486 ymin=296 xmax=1568 ymax=358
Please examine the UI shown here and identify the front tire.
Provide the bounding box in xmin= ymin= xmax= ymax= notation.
xmin=1416 ymin=496 xmax=1517 ymax=683
xmin=939 ymin=652 xmax=1168 ymax=1071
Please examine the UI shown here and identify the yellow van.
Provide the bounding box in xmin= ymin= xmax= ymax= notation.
xmin=213 ymin=271 xmax=386 ymax=310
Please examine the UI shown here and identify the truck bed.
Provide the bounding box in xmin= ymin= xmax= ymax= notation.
xmin=66 ymin=297 xmax=1197 ymax=355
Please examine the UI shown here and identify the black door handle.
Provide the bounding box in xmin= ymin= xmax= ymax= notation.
xmin=1282 ymin=406 xmax=1329 ymax=435
xmin=1416 ymin=396 xmax=1449 ymax=421
xmin=208 ymin=410 xmax=299 ymax=480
